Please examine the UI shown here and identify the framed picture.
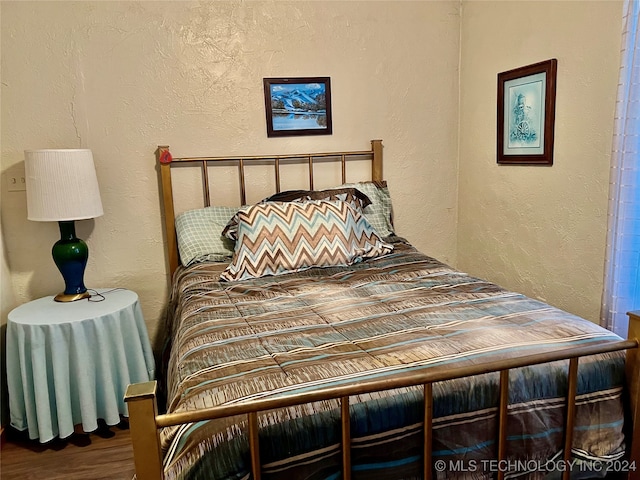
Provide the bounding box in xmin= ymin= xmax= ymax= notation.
xmin=497 ymin=59 xmax=557 ymax=165
xmin=263 ymin=77 xmax=332 ymax=137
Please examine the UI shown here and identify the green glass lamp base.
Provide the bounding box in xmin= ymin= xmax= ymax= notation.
xmin=52 ymin=221 xmax=91 ymax=302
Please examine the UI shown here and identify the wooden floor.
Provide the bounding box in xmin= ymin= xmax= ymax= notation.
xmin=1 ymin=420 xmax=136 ymax=480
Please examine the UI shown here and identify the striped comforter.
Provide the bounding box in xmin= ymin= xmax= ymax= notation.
xmin=160 ymin=238 xmax=627 ymax=480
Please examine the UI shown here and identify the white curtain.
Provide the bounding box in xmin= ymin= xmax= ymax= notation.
xmin=601 ymin=0 xmax=640 ymax=338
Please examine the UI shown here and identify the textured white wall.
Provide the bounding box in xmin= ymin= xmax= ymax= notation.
xmin=0 ymin=3 xmax=13 ymax=425
xmin=0 ymin=0 xmax=627 ymax=430
xmin=1 ymin=1 xmax=461 ymax=348
xmin=458 ymin=1 xmax=623 ymax=322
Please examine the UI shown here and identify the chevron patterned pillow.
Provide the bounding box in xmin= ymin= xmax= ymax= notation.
xmin=220 ymin=200 xmax=394 ymax=282
xmin=222 ymin=187 xmax=372 ymax=241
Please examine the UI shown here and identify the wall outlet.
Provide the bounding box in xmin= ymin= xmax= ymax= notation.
xmin=7 ymin=169 xmax=26 ymax=192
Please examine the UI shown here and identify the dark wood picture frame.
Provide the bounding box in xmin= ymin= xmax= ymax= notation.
xmin=263 ymin=77 xmax=332 ymax=138
xmin=497 ymin=59 xmax=557 ymax=165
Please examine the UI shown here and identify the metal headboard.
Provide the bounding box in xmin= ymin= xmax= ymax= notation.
xmin=156 ymin=139 xmax=384 ymax=278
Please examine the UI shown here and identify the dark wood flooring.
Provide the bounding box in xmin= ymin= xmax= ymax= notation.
xmin=1 ymin=420 xmax=135 ymax=479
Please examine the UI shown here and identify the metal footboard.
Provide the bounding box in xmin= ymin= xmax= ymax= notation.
xmin=125 ymin=338 xmax=639 ymax=480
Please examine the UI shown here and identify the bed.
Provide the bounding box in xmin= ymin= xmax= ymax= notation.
xmin=125 ymin=140 xmax=639 ymax=480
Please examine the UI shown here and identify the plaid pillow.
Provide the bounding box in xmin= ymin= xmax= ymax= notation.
xmin=175 ymin=206 xmax=237 ymax=266
xmin=220 ymin=200 xmax=394 ymax=282
xmin=340 ymin=181 xmax=394 ymax=237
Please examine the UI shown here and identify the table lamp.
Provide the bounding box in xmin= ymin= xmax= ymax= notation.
xmin=24 ymin=149 xmax=104 ymax=302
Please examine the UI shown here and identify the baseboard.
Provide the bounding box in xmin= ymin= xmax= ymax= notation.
xmin=0 ymin=425 xmax=6 ymax=448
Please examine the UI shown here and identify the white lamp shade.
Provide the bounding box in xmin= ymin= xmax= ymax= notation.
xmin=24 ymin=149 xmax=104 ymax=221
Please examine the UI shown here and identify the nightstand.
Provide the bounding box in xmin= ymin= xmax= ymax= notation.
xmin=6 ymin=288 xmax=155 ymax=442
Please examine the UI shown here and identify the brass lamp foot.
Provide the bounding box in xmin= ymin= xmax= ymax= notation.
xmin=54 ymin=291 xmax=91 ymax=302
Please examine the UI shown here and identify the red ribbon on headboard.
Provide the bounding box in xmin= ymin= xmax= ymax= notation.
xmin=159 ymin=150 xmax=173 ymax=164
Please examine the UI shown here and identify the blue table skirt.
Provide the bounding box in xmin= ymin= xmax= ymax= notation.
xmin=6 ymin=289 xmax=156 ymax=442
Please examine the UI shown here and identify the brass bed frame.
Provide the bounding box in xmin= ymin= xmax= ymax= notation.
xmin=125 ymin=140 xmax=640 ymax=480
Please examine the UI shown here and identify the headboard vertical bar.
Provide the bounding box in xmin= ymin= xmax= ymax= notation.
xmin=157 ymin=146 xmax=180 ymax=278
xmin=371 ymin=139 xmax=383 ymax=182
xmin=275 ymin=158 xmax=281 ymax=193
xmin=201 ymin=161 xmax=211 ymax=207
xmin=341 ymin=154 xmax=347 ymax=184
xmin=308 ymin=156 xmax=314 ymax=190
xmin=239 ymin=159 xmax=247 ymax=205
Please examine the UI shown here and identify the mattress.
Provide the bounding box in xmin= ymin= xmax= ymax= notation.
xmin=160 ymin=238 xmax=627 ymax=480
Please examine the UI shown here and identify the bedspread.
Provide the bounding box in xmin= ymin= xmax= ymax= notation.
xmin=161 ymin=238 xmax=627 ymax=480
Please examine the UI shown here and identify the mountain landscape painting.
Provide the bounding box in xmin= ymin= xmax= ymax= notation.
xmin=264 ymin=77 xmax=332 ymax=137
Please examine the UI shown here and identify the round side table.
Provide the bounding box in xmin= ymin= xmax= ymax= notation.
xmin=6 ymin=288 xmax=156 ymax=442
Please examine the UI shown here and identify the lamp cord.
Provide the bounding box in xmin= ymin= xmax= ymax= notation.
xmin=87 ymin=288 xmax=127 ymax=302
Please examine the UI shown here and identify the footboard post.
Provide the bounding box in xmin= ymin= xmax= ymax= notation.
xmin=125 ymin=381 xmax=164 ymax=480
xmin=626 ymin=312 xmax=640 ymax=477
